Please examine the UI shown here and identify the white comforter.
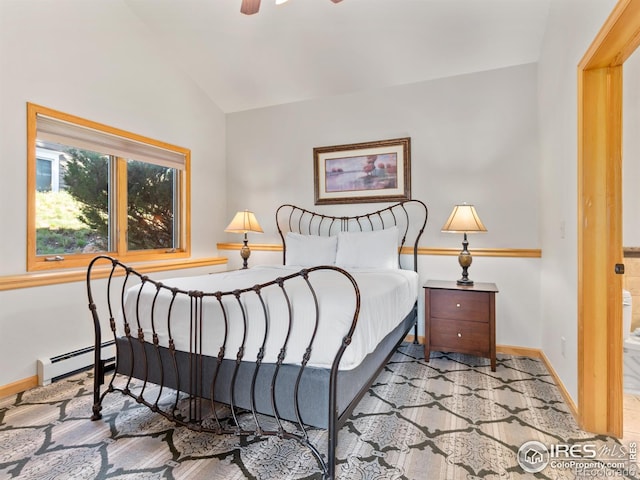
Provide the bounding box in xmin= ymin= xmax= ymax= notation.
xmin=122 ymin=265 xmax=418 ymax=370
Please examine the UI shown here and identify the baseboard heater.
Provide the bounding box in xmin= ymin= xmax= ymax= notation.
xmin=37 ymin=341 xmax=116 ymax=386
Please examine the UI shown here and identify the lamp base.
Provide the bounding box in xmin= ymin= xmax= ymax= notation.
xmin=457 ymin=233 xmax=473 ymax=286
xmin=240 ymin=234 xmax=251 ymax=269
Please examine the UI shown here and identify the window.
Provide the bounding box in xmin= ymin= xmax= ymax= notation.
xmin=27 ymin=103 xmax=191 ymax=271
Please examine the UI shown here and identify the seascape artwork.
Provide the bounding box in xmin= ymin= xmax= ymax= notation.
xmin=314 ymin=137 xmax=410 ymax=204
xmin=325 ymin=153 xmax=398 ymax=193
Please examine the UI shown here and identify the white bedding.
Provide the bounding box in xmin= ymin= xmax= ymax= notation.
xmin=122 ymin=265 xmax=418 ymax=370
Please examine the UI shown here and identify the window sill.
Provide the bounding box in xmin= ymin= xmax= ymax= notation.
xmin=0 ymin=256 xmax=228 ymax=291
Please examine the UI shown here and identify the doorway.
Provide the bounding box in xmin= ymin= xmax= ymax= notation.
xmin=578 ymin=0 xmax=640 ymax=437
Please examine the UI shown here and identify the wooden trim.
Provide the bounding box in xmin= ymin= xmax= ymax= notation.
xmin=116 ymin=158 xmax=128 ymax=253
xmin=217 ymin=242 xmax=284 ymax=252
xmin=624 ymin=247 xmax=640 ymax=258
xmin=579 ymin=0 xmax=640 ymax=69
xmin=1 ymin=345 xmax=574 ymax=408
xmin=26 ymin=102 xmax=192 ymax=272
xmin=0 ymin=375 xmax=38 ymax=399
xmin=218 ymin=242 xmax=542 ymax=258
xmin=577 ymin=0 xmax=640 ymax=439
xmin=403 ymin=342 xmax=580 ymax=422
xmin=26 ymin=104 xmax=37 ymax=273
xmin=183 ymin=152 xmax=191 ymax=258
xmin=404 ymin=334 xmax=424 ymax=344
xmin=0 ymin=256 xmax=227 ymax=291
xmin=27 ymin=103 xmax=191 ymax=155
xmin=578 ymin=65 xmax=623 ymax=436
xmin=496 ymin=345 xmax=543 ymax=357
xmin=413 ymin=247 xmax=541 ymax=258
xmin=496 ymin=345 xmax=579 ymax=421
xmin=539 ymin=350 xmax=580 ymax=422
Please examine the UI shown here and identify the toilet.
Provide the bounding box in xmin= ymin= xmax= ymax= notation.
xmin=623 ymin=289 xmax=640 ymax=394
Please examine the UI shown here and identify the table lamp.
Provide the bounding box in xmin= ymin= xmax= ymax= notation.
xmin=225 ymin=210 xmax=263 ymax=269
xmin=441 ymin=203 xmax=487 ymax=286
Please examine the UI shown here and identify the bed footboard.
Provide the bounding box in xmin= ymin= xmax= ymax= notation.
xmin=86 ymin=256 xmax=361 ymax=479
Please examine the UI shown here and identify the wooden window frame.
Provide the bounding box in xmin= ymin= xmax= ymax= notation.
xmin=26 ymin=103 xmax=191 ymax=271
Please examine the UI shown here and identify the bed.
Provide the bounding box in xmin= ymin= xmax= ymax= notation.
xmin=87 ymin=200 xmax=427 ymax=479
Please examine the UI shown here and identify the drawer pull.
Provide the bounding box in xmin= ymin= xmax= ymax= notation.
xmin=456 ymin=303 xmax=461 ymax=308
xmin=457 ymin=332 xmax=462 ymax=338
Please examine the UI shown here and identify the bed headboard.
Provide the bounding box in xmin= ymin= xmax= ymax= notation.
xmin=276 ymin=200 xmax=428 ymax=272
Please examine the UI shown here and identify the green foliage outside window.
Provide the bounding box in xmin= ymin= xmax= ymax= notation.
xmin=125 ymin=159 xmax=175 ymax=250
xmin=36 ymin=147 xmax=176 ymax=255
xmin=62 ymin=149 xmax=110 ymax=250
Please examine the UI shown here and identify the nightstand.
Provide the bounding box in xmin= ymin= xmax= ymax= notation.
xmin=424 ymin=280 xmax=498 ymax=371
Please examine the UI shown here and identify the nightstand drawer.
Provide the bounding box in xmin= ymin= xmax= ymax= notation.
xmin=424 ymin=280 xmax=497 ymax=371
xmin=431 ymin=289 xmax=489 ymax=323
xmin=431 ymin=318 xmax=490 ymax=354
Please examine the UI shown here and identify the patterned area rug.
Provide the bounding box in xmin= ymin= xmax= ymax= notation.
xmin=0 ymin=344 xmax=638 ymax=479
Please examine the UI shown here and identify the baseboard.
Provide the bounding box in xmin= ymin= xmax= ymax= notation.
xmin=537 ymin=350 xmax=580 ymax=421
xmin=404 ymin=334 xmax=424 ymax=344
xmin=408 ymin=341 xmax=545 ymax=359
xmin=497 ymin=344 xmax=579 ymax=422
xmin=0 ymin=343 xmax=580 ymax=425
xmin=404 ymin=341 xmax=578 ymax=420
xmin=496 ymin=344 xmax=543 ymax=358
xmin=0 ymin=375 xmax=38 ymax=399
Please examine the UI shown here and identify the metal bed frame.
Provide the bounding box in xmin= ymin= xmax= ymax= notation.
xmin=87 ymin=200 xmax=427 ymax=479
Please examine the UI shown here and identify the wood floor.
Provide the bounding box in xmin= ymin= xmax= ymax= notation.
xmin=624 ymin=393 xmax=640 ymax=443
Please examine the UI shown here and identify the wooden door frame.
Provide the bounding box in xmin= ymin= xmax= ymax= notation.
xmin=578 ymin=0 xmax=640 ymax=437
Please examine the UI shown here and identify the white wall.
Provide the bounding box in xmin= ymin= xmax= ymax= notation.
xmin=0 ymin=0 xmax=227 ymax=386
xmin=624 ymin=50 xmax=640 ymax=246
xmin=227 ymin=64 xmax=542 ymax=348
xmin=1 ymin=0 xmax=620 ymax=395
xmin=537 ymin=0 xmax=617 ymax=402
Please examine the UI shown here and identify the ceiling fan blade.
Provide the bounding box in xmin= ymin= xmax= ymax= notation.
xmin=241 ymin=0 xmax=260 ymax=15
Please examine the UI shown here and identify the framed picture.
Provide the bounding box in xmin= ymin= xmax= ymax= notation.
xmin=313 ymin=137 xmax=411 ymax=205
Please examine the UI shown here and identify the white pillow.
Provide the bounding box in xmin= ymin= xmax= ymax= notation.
xmin=285 ymin=232 xmax=338 ymax=267
xmin=335 ymin=226 xmax=399 ymax=270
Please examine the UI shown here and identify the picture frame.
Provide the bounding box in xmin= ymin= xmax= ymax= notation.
xmin=313 ymin=137 xmax=411 ymax=205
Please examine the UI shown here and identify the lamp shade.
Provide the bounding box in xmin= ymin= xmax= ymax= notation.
xmin=224 ymin=210 xmax=264 ymax=234
xmin=441 ymin=204 xmax=487 ymax=233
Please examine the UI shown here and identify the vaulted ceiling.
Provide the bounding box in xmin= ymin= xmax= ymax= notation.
xmin=124 ymin=0 xmax=551 ymax=113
